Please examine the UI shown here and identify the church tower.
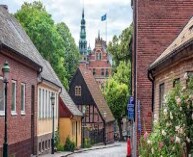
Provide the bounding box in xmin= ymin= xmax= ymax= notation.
xmin=79 ymin=8 xmax=87 ymax=57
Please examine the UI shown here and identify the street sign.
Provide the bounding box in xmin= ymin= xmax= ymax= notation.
xmin=128 ymin=96 xmax=134 ymax=120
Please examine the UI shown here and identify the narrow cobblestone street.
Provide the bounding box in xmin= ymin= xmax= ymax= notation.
xmin=68 ymin=142 xmax=126 ymax=157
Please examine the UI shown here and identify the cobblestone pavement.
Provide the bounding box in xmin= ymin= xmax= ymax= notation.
xmin=67 ymin=142 xmax=127 ymax=157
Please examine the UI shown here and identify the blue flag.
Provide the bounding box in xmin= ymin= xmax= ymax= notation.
xmin=101 ymin=14 xmax=107 ymax=21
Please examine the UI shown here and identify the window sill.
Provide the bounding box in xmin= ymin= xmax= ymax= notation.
xmin=0 ymin=112 xmax=5 ymax=116
xmin=21 ymin=111 xmax=25 ymax=115
xmin=11 ymin=112 xmax=17 ymax=116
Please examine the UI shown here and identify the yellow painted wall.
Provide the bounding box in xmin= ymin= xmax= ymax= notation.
xmin=59 ymin=117 xmax=82 ymax=149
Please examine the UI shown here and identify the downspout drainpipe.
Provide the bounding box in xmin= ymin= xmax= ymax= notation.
xmin=147 ymin=70 xmax=155 ymax=113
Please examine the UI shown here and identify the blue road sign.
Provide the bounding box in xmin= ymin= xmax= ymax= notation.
xmin=128 ymin=96 xmax=134 ymax=120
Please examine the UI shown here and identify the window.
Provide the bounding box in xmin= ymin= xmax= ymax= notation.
xmin=75 ymin=86 xmax=81 ymax=96
xmin=38 ymin=89 xmax=41 ymax=118
xmin=159 ymin=83 xmax=165 ymax=110
xmin=96 ymin=53 xmax=102 ymax=60
xmin=39 ymin=142 xmax=41 ymax=152
xmin=93 ymin=68 xmax=96 ymax=75
xmin=106 ymin=69 xmax=109 ymax=76
xmin=21 ymin=83 xmax=25 ymax=114
xmin=0 ymin=77 xmax=5 ymax=115
xmin=101 ymin=69 xmax=104 ymax=76
xmin=173 ymin=78 xmax=180 ymax=87
xmin=11 ymin=81 xmax=16 ymax=114
xmin=42 ymin=89 xmax=45 ymax=118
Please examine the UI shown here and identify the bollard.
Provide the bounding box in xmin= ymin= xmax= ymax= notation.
xmin=126 ymin=137 xmax=131 ymax=157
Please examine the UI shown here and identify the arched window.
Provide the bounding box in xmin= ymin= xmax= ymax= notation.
xmin=96 ymin=52 xmax=102 ymax=60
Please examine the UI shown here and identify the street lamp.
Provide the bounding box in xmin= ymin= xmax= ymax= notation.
xmin=82 ymin=105 xmax=86 ymax=148
xmin=2 ymin=61 xmax=10 ymax=157
xmin=50 ymin=92 xmax=55 ymax=154
xmin=103 ymin=111 xmax=107 ymax=145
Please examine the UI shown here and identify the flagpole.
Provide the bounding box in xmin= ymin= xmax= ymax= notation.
xmin=106 ymin=14 xmax=107 ymax=45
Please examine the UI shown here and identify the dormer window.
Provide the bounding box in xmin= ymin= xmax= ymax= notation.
xmin=75 ymin=86 xmax=81 ymax=96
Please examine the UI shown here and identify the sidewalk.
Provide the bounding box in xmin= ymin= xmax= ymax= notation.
xmin=40 ymin=142 xmax=121 ymax=157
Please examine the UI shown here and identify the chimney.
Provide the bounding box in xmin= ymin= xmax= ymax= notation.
xmin=0 ymin=5 xmax=8 ymax=11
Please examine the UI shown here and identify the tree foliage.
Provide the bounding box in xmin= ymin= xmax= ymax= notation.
xmin=56 ymin=22 xmax=80 ymax=81
xmin=107 ymin=23 xmax=133 ymax=66
xmin=103 ymin=61 xmax=130 ymax=140
xmin=14 ymin=1 xmax=78 ymax=88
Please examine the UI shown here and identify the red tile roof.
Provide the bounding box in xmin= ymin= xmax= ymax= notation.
xmin=79 ymin=66 xmax=115 ymax=123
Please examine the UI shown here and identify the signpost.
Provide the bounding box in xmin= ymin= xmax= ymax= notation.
xmin=127 ymin=96 xmax=134 ymax=121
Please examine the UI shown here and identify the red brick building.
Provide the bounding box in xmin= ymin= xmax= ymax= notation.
xmin=87 ymin=35 xmax=112 ymax=88
xmin=132 ymin=0 xmax=193 ymax=155
xmin=0 ymin=5 xmax=42 ymax=156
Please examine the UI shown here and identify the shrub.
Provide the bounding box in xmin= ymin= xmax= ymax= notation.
xmin=64 ymin=136 xmax=75 ymax=152
xmin=57 ymin=144 xmax=64 ymax=151
xmin=139 ymin=74 xmax=193 ymax=156
xmin=84 ymin=137 xmax=92 ymax=148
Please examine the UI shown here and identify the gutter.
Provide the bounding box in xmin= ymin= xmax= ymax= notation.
xmin=147 ymin=70 xmax=155 ymax=112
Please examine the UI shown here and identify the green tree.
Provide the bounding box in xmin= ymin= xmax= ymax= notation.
xmin=56 ymin=22 xmax=80 ymax=81
xmin=103 ymin=78 xmax=129 ymax=140
xmin=14 ymin=1 xmax=68 ymax=88
xmin=107 ymin=24 xmax=133 ymax=66
xmin=113 ymin=61 xmax=131 ymax=93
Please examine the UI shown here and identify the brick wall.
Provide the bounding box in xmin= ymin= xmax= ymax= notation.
xmin=154 ymin=51 xmax=193 ymax=118
xmin=133 ymin=0 xmax=193 ymax=154
xmin=0 ymin=51 xmax=38 ymax=156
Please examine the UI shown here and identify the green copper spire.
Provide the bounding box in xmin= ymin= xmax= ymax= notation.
xmin=79 ymin=8 xmax=87 ymax=55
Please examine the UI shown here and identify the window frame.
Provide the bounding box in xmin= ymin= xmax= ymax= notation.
xmin=173 ymin=78 xmax=180 ymax=87
xmin=21 ymin=83 xmax=26 ymax=115
xmin=159 ymin=83 xmax=165 ymax=111
xmin=75 ymin=86 xmax=81 ymax=96
xmin=11 ymin=80 xmax=17 ymax=115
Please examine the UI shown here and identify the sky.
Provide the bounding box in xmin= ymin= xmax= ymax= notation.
xmin=2 ymin=0 xmax=133 ymax=48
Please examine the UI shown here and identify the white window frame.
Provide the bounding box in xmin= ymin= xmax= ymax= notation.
xmin=0 ymin=76 xmax=5 ymax=116
xmin=38 ymin=88 xmax=41 ymax=119
xmin=21 ymin=83 xmax=26 ymax=115
xmin=11 ymin=80 xmax=17 ymax=115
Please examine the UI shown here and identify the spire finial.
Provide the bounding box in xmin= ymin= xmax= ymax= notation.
xmin=98 ymin=30 xmax=100 ymax=39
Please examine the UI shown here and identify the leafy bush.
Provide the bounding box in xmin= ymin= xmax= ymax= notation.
xmin=84 ymin=137 xmax=92 ymax=148
xmin=57 ymin=144 xmax=64 ymax=151
xmin=64 ymin=136 xmax=75 ymax=152
xmin=139 ymin=74 xmax=193 ymax=156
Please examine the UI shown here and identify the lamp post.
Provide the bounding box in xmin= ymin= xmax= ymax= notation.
xmin=2 ymin=61 xmax=10 ymax=157
xmin=82 ymin=105 xmax=86 ymax=148
xmin=103 ymin=111 xmax=107 ymax=145
xmin=50 ymin=93 xmax=55 ymax=154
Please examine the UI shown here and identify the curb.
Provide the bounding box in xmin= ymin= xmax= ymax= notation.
xmin=62 ymin=144 xmax=121 ymax=157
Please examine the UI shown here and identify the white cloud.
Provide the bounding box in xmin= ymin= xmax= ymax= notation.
xmin=2 ymin=0 xmax=132 ymax=48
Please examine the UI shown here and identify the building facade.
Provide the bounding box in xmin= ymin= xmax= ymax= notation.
xmin=132 ymin=0 xmax=193 ymax=155
xmin=69 ymin=66 xmax=115 ymax=145
xmin=87 ymin=35 xmax=112 ymax=88
xmin=149 ymin=16 xmax=193 ymax=118
xmin=37 ymin=60 xmax=60 ymax=155
xmin=0 ymin=5 xmax=42 ymax=156
xmin=59 ymin=87 xmax=82 ymax=149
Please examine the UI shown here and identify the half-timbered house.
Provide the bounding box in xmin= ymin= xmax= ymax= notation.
xmin=69 ymin=65 xmax=115 ymax=145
